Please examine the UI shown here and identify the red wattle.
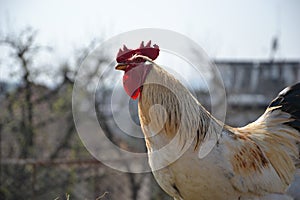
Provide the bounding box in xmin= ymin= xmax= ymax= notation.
xmin=122 ymin=64 xmax=151 ymax=99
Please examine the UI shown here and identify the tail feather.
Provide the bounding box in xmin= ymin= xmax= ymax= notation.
xmin=269 ymin=83 xmax=300 ymax=133
xmin=226 ymin=83 xmax=300 ymax=194
xmin=269 ymin=83 xmax=300 ymax=168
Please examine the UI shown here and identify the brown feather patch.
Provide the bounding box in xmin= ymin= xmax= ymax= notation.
xmin=230 ymin=136 xmax=270 ymax=175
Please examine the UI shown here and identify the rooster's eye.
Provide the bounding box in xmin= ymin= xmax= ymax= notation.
xmin=136 ymin=58 xmax=143 ymax=62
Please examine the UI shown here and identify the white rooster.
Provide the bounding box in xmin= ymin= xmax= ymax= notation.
xmin=115 ymin=41 xmax=300 ymax=200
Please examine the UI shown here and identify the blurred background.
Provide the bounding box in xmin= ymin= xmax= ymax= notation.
xmin=0 ymin=0 xmax=300 ymax=199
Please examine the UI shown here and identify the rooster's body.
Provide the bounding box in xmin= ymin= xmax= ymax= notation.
xmin=115 ymin=41 xmax=300 ymax=200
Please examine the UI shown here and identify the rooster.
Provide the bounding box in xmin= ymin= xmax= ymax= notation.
xmin=115 ymin=41 xmax=300 ymax=200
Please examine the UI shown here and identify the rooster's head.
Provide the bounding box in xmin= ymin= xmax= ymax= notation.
xmin=115 ymin=41 xmax=160 ymax=99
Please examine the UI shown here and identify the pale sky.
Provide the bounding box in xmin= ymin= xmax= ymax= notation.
xmin=1 ymin=0 xmax=300 ymax=60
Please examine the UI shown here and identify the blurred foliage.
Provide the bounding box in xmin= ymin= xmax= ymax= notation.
xmin=0 ymin=27 xmax=90 ymax=199
xmin=0 ymin=27 xmax=171 ymax=200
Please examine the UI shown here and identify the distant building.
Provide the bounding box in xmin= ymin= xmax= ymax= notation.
xmin=215 ymin=59 xmax=300 ymax=106
xmin=213 ymin=60 xmax=300 ymax=126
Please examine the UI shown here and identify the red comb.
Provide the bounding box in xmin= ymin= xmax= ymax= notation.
xmin=116 ymin=40 xmax=160 ymax=63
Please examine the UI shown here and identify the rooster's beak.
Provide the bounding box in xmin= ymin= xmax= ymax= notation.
xmin=115 ymin=63 xmax=127 ymax=71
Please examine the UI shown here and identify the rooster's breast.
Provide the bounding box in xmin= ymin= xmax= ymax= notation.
xmin=148 ymin=138 xmax=241 ymax=200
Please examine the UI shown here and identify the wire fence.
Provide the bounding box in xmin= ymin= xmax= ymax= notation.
xmin=0 ymin=159 xmax=171 ymax=200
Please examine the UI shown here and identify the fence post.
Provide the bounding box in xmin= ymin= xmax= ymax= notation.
xmin=94 ymin=166 xmax=99 ymax=199
xmin=32 ymin=163 xmax=36 ymax=200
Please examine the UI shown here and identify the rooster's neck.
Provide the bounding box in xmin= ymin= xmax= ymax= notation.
xmin=138 ymin=64 xmax=221 ymax=151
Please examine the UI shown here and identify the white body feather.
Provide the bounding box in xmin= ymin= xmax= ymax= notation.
xmin=137 ymin=64 xmax=299 ymax=200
